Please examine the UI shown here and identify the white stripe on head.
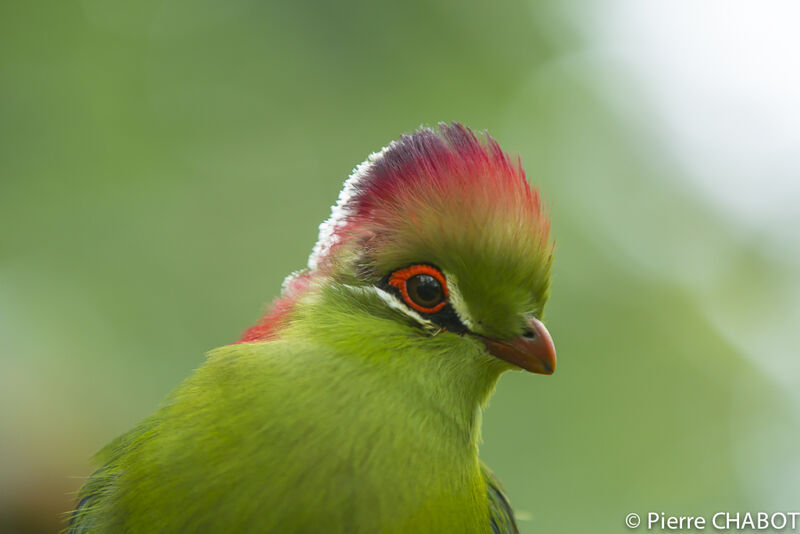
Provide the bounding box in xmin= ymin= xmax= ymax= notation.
xmin=441 ymin=272 xmax=476 ymax=331
xmin=342 ymin=284 xmax=437 ymax=331
xmin=308 ymin=142 xmax=397 ymax=271
xmin=343 ymin=280 xmax=476 ymax=336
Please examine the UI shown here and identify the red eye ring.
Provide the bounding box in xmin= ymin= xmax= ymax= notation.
xmin=388 ymin=264 xmax=449 ymax=314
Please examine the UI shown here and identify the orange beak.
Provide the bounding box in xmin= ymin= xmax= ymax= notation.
xmin=479 ymin=317 xmax=556 ymax=375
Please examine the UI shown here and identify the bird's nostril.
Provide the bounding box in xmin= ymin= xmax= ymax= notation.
xmin=522 ymin=328 xmax=536 ymax=340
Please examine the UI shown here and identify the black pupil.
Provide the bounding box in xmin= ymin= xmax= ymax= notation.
xmin=407 ymin=274 xmax=443 ymax=308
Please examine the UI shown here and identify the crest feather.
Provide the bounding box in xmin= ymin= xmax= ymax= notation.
xmin=308 ymin=122 xmax=548 ymax=273
xmin=240 ymin=122 xmax=551 ymax=343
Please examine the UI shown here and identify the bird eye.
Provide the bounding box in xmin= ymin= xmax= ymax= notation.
xmin=387 ymin=264 xmax=448 ymax=314
xmin=407 ymin=274 xmax=443 ymax=309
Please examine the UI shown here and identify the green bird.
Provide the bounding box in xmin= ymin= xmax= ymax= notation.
xmin=68 ymin=122 xmax=556 ymax=533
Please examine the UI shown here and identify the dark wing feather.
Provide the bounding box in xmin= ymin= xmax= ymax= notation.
xmin=67 ymin=466 xmax=116 ymax=534
xmin=482 ymin=463 xmax=520 ymax=534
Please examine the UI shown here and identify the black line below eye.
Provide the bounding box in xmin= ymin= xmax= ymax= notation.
xmin=429 ymin=305 xmax=469 ymax=335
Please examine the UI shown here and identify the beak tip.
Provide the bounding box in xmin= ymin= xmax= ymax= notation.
xmin=525 ymin=351 xmax=555 ymax=375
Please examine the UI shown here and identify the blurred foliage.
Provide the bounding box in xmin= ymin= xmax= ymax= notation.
xmin=1 ymin=2 xmax=797 ymax=533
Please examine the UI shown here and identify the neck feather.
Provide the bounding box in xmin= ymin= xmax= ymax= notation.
xmin=283 ymin=282 xmax=507 ymax=448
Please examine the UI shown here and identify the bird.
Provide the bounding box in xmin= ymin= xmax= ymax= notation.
xmin=68 ymin=122 xmax=556 ymax=533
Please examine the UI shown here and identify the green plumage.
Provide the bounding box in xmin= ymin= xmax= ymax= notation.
xmin=69 ymin=124 xmax=551 ymax=533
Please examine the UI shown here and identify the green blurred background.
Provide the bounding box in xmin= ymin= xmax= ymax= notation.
xmin=2 ymin=2 xmax=799 ymax=533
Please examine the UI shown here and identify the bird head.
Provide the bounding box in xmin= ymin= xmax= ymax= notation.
xmin=240 ymin=123 xmax=555 ymax=378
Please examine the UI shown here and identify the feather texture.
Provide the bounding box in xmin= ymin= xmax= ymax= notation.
xmin=68 ymin=123 xmax=551 ymax=533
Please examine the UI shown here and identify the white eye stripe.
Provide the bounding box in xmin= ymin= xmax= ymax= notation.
xmin=341 ymin=284 xmax=434 ymax=328
xmin=342 ymin=282 xmax=477 ymax=336
xmin=440 ymin=272 xmax=476 ymax=331
xmin=373 ymin=286 xmax=435 ymax=327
